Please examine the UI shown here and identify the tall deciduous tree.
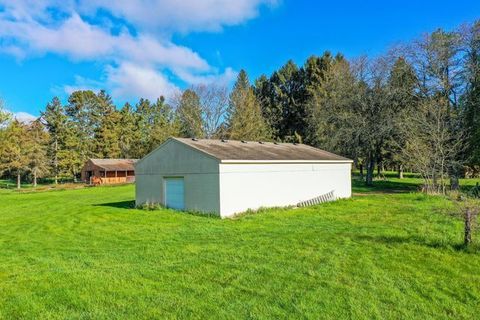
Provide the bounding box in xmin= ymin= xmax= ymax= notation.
xmin=0 ymin=99 xmax=10 ymax=127
xmin=0 ymin=120 xmax=29 ymax=188
xmin=226 ymin=70 xmax=270 ymax=141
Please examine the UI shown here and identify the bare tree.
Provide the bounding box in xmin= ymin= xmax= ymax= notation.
xmin=451 ymin=194 xmax=480 ymax=246
xmin=194 ymin=84 xmax=228 ymax=138
xmin=172 ymin=84 xmax=228 ymax=139
xmin=402 ymin=98 xmax=464 ymax=194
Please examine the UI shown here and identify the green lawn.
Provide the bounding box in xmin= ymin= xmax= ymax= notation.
xmin=0 ymin=181 xmax=479 ymax=319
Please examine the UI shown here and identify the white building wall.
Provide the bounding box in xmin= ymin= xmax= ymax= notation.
xmin=218 ymin=162 xmax=352 ymax=218
xmin=135 ymin=140 xmax=220 ymax=214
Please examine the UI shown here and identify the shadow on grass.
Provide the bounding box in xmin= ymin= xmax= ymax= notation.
xmin=94 ymin=200 xmax=220 ymax=219
xmin=352 ymin=178 xmax=420 ymax=194
xmin=95 ymin=200 xmax=136 ymax=209
xmin=354 ymin=233 xmax=479 ymax=253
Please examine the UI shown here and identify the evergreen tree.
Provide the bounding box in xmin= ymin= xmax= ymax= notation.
xmin=462 ymin=21 xmax=480 ymax=166
xmin=133 ymin=97 xmax=180 ymax=156
xmin=255 ymin=60 xmax=305 ymax=141
xmin=149 ymin=97 xmax=180 ymax=152
xmin=26 ymin=120 xmax=49 ymax=187
xmin=118 ymin=102 xmax=140 ymax=158
xmin=227 ymin=70 xmax=270 ymax=140
xmin=387 ymin=57 xmax=419 ymax=178
xmin=41 ymin=97 xmax=67 ymax=184
xmin=176 ymin=89 xmax=204 ymax=138
xmin=94 ymin=90 xmax=121 ymax=158
xmin=66 ymin=90 xmax=100 ymax=161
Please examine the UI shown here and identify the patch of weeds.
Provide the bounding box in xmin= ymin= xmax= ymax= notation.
xmin=138 ymin=202 xmax=165 ymax=211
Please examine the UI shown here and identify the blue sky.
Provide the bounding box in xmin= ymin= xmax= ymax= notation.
xmin=0 ymin=0 xmax=479 ymax=120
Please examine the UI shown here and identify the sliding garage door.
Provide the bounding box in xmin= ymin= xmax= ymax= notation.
xmin=164 ymin=177 xmax=185 ymax=210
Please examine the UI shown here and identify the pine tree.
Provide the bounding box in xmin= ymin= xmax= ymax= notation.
xmin=26 ymin=120 xmax=49 ymax=187
xmin=387 ymin=57 xmax=419 ymax=178
xmin=66 ymin=90 xmax=99 ymax=161
xmin=227 ymin=70 xmax=270 ymax=141
xmin=118 ymin=102 xmax=140 ymax=158
xmin=176 ymin=89 xmax=204 ymax=138
xmin=149 ymin=97 xmax=180 ymax=152
xmin=255 ymin=60 xmax=305 ymax=141
xmin=462 ymin=21 xmax=480 ymax=166
xmin=94 ymin=90 xmax=121 ymax=158
xmin=41 ymin=97 xmax=67 ymax=184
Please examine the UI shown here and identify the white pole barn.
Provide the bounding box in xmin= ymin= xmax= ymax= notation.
xmin=135 ymin=138 xmax=352 ymax=218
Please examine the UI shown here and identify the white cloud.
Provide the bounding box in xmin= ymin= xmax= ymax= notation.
xmin=13 ymin=111 xmax=37 ymax=123
xmin=0 ymin=0 xmax=276 ymax=101
xmin=174 ymin=67 xmax=237 ymax=86
xmin=79 ymin=0 xmax=278 ymax=33
xmin=61 ymin=75 xmax=104 ymax=95
xmin=106 ymin=63 xmax=180 ymax=100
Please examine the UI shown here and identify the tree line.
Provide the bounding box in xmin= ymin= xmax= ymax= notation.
xmin=0 ymin=20 xmax=479 ymax=191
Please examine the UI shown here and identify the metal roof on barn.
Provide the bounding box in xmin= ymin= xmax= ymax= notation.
xmin=173 ymin=138 xmax=351 ymax=161
xmin=89 ymin=159 xmax=138 ymax=171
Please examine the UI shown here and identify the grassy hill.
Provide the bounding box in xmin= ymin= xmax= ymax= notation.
xmin=0 ymin=179 xmax=479 ymax=319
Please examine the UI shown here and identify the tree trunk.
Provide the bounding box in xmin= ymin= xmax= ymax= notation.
xmin=366 ymin=157 xmax=375 ymax=186
xmin=16 ymin=172 xmax=21 ymax=189
xmin=33 ymin=169 xmax=37 ymax=188
xmin=464 ymin=209 xmax=472 ymax=246
xmin=377 ymin=164 xmax=381 ymax=176
xmin=359 ymin=164 xmax=364 ymax=180
xmin=54 ymin=138 xmax=58 ymax=185
xmin=450 ymin=165 xmax=461 ymax=191
xmin=398 ymin=165 xmax=404 ymax=179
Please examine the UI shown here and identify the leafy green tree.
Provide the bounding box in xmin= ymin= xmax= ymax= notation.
xmin=0 ymin=99 xmax=10 ymax=127
xmin=226 ymin=70 xmax=270 ymax=140
xmin=0 ymin=120 xmax=29 ymax=188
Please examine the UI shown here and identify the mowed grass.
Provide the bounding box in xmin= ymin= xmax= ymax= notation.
xmin=0 ymin=182 xmax=479 ymax=319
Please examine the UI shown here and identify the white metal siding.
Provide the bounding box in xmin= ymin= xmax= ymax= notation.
xmin=136 ymin=139 xmax=352 ymax=218
xmin=218 ymin=162 xmax=351 ymax=218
